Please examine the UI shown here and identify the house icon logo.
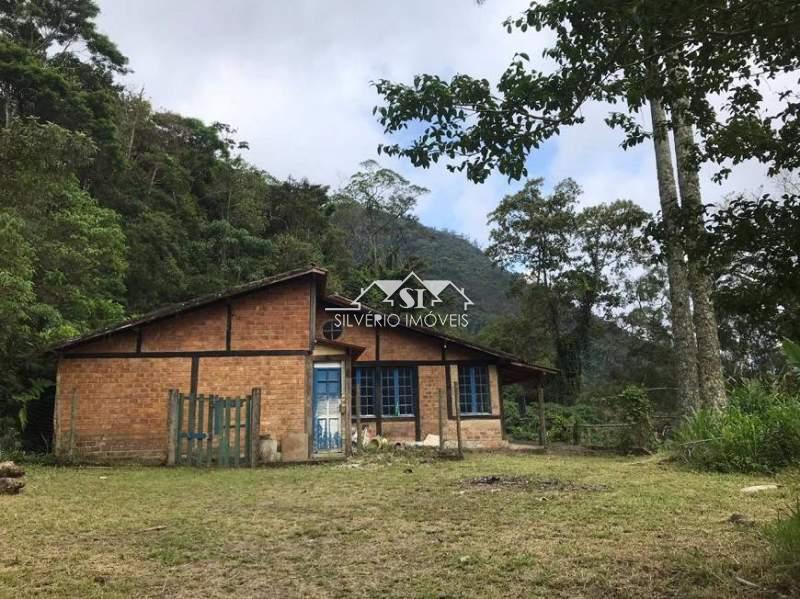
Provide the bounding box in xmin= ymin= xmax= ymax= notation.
xmin=328 ymin=272 xmax=474 ymax=312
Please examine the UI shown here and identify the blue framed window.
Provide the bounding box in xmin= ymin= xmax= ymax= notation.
xmin=381 ymin=367 xmax=416 ymax=417
xmin=458 ymin=365 xmax=491 ymax=415
xmin=352 ymin=367 xmax=376 ymax=416
xmin=352 ymin=366 xmax=416 ymax=417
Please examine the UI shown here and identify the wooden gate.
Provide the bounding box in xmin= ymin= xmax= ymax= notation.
xmin=167 ymin=388 xmax=261 ymax=467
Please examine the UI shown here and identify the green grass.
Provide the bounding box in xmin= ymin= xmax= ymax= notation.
xmin=765 ymin=499 xmax=800 ymax=583
xmin=1 ymin=451 xmax=798 ymax=598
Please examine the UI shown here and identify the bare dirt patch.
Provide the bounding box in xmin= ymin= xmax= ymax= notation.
xmin=463 ymin=474 xmax=609 ymax=493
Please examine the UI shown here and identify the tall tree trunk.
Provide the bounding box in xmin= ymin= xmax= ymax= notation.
xmin=671 ymin=102 xmax=727 ymax=409
xmin=3 ymin=92 xmax=14 ymax=128
xmin=649 ymin=99 xmax=700 ymax=412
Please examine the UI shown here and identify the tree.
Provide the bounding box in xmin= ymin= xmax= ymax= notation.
xmin=573 ymin=199 xmax=652 ymax=362
xmin=0 ymin=119 xmax=127 ymax=440
xmin=707 ymin=186 xmax=800 ymax=375
xmin=649 ymin=100 xmax=699 ymax=409
xmin=0 ymin=0 xmax=127 ymax=158
xmin=374 ymin=1 xmax=799 ymax=183
xmin=487 ymin=178 xmax=649 ymax=400
xmin=334 ymin=160 xmax=428 ymax=278
xmin=102 ymin=93 xmax=348 ymax=311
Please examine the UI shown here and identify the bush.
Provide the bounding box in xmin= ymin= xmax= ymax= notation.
xmin=501 ymin=399 xmax=537 ymax=442
xmin=672 ymin=380 xmax=800 ymax=472
xmin=765 ymin=501 xmax=800 ymax=583
xmin=613 ymin=385 xmax=655 ymax=452
xmin=503 ymin=399 xmax=602 ymax=444
xmin=0 ymin=416 xmax=22 ymax=461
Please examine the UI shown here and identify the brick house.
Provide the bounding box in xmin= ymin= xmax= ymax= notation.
xmin=52 ymin=267 xmax=555 ymax=463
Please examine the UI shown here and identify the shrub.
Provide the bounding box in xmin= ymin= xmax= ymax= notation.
xmin=547 ymin=408 xmax=575 ymax=443
xmin=613 ymin=385 xmax=655 ymax=452
xmin=672 ymin=380 xmax=800 ymax=472
xmin=765 ymin=501 xmax=800 ymax=583
xmin=501 ymin=399 xmax=538 ymax=442
xmin=502 ymin=398 xmax=602 ymax=444
xmin=0 ymin=416 xmax=22 ymax=461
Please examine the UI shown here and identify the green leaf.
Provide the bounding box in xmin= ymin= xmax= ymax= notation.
xmin=782 ymin=338 xmax=800 ymax=373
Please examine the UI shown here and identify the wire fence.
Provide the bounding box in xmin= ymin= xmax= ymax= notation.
xmin=504 ymin=385 xmax=685 ymax=449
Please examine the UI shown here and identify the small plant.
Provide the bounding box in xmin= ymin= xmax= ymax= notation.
xmin=547 ymin=410 xmax=574 ymax=443
xmin=765 ymin=500 xmax=800 ymax=583
xmin=783 ymin=338 xmax=800 ymax=392
xmin=502 ymin=397 xmax=602 ymax=444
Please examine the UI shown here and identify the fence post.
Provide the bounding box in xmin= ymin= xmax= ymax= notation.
xmin=344 ymin=367 xmax=352 ymax=458
xmin=250 ymin=388 xmax=261 ymax=467
xmin=437 ymin=388 xmax=445 ymax=452
xmin=538 ymin=380 xmax=547 ymax=449
xmin=166 ymin=389 xmax=179 ymax=466
xmin=187 ymin=391 xmax=197 ymax=464
xmin=69 ymin=388 xmax=78 ymax=461
xmin=355 ymin=384 xmax=362 ymax=453
xmin=573 ymin=419 xmax=581 ymax=446
xmin=206 ymin=396 xmax=214 ymax=466
xmin=453 ymin=379 xmax=463 ymax=458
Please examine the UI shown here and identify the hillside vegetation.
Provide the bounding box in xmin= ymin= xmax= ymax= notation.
xmin=391 ymin=219 xmax=520 ymax=330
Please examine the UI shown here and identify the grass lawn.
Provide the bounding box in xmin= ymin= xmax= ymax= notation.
xmin=1 ymin=451 xmax=797 ymax=598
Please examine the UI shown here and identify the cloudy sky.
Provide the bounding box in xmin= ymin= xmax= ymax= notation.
xmin=96 ymin=0 xmax=777 ymax=246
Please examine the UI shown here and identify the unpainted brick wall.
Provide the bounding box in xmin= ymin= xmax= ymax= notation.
xmin=443 ymin=364 xmax=506 ymax=447
xmin=233 ymin=280 xmax=311 ymax=350
xmin=377 ymin=326 xmax=442 ymax=360
xmin=347 ymin=364 xmax=506 ymax=448
xmin=381 ymin=420 xmax=416 ymax=442
xmin=445 ymin=343 xmax=486 ymax=360
xmin=142 ymin=304 xmax=227 ymax=352
xmin=418 ymin=365 xmax=447 ymax=438
xmin=453 ymin=420 xmax=506 ymax=448
xmin=55 ymin=357 xmax=192 ymax=462
xmin=196 ymin=355 xmax=307 ymax=453
xmin=316 ymin=306 xmax=376 ymax=360
xmin=55 ymin=276 xmax=509 ymax=461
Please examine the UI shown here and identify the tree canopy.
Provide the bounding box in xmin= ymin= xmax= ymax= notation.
xmin=374 ymin=0 xmax=800 ymax=183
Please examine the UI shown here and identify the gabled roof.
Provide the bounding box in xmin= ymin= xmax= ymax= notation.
xmin=51 ymin=266 xmax=557 ymax=377
xmin=51 ymin=267 xmax=327 ymax=351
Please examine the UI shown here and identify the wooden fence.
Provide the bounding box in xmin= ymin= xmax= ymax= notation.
xmin=167 ymin=388 xmax=261 ymax=467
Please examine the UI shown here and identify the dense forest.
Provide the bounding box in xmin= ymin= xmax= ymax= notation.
xmin=1 ymin=1 xmax=799 ymax=452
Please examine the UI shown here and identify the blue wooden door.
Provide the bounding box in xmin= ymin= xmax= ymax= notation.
xmin=313 ymin=366 xmax=342 ymax=452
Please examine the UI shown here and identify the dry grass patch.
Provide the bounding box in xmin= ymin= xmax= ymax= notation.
xmin=1 ymin=452 xmax=797 ymax=598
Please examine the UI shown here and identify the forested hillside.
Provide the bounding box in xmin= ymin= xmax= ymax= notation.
xmin=381 ymin=219 xmax=519 ymax=330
